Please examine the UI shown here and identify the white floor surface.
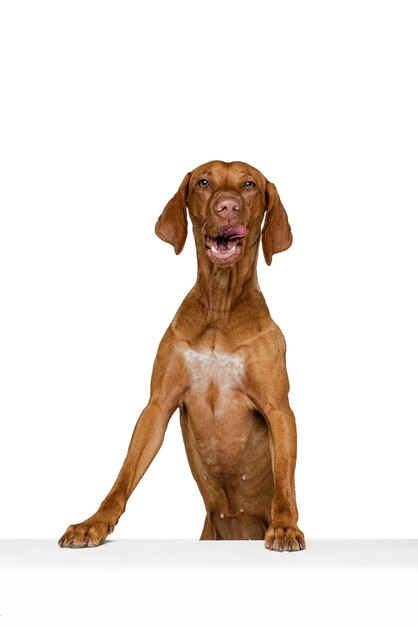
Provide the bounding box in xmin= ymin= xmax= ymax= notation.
xmin=1 ymin=539 xmax=417 ymax=625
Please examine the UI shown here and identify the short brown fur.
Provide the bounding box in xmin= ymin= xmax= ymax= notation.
xmin=59 ymin=161 xmax=305 ymax=552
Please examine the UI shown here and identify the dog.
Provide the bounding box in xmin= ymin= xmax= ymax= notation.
xmin=59 ymin=160 xmax=305 ymax=551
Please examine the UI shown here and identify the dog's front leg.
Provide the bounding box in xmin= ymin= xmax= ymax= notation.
xmin=246 ymin=333 xmax=305 ymax=552
xmin=59 ymin=333 xmax=183 ymax=548
xmin=58 ymin=398 xmax=174 ymax=547
xmin=262 ymin=406 xmax=305 ymax=552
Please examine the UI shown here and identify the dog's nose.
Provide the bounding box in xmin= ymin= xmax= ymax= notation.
xmin=214 ymin=195 xmax=241 ymax=217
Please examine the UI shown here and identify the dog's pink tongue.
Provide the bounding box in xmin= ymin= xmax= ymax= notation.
xmin=220 ymin=225 xmax=246 ymax=239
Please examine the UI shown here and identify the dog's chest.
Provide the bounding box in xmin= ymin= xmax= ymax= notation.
xmin=180 ymin=345 xmax=262 ymax=479
xmin=182 ymin=347 xmax=244 ymax=391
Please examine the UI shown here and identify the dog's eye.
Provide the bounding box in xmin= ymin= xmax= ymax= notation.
xmin=244 ymin=181 xmax=255 ymax=189
xmin=198 ymin=179 xmax=209 ymax=188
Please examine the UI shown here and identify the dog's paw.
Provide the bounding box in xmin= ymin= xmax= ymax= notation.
xmin=58 ymin=516 xmax=115 ymax=548
xmin=264 ymin=525 xmax=305 ymax=552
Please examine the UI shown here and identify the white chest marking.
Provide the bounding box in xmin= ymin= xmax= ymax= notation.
xmin=183 ymin=348 xmax=244 ymax=390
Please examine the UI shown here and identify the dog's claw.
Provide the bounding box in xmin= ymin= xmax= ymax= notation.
xmin=264 ymin=525 xmax=305 ymax=552
xmin=59 ymin=516 xmax=113 ymax=548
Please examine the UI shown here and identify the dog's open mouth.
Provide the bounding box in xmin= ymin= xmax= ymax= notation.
xmin=205 ymin=225 xmax=247 ymax=264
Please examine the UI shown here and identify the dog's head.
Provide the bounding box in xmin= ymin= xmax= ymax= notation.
xmin=155 ymin=160 xmax=292 ymax=266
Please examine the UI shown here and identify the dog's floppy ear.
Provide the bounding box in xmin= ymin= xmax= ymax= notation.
xmin=262 ymin=181 xmax=293 ymax=265
xmin=155 ymin=172 xmax=191 ymax=255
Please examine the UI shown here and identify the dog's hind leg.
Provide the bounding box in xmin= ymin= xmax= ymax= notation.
xmin=200 ymin=514 xmax=216 ymax=540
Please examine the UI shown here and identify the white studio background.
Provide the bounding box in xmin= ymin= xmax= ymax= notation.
xmin=0 ymin=0 xmax=417 ymax=541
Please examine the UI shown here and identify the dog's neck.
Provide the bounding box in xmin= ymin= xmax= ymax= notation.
xmin=194 ymin=243 xmax=261 ymax=314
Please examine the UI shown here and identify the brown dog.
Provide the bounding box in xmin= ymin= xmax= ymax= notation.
xmin=59 ymin=160 xmax=305 ymax=551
